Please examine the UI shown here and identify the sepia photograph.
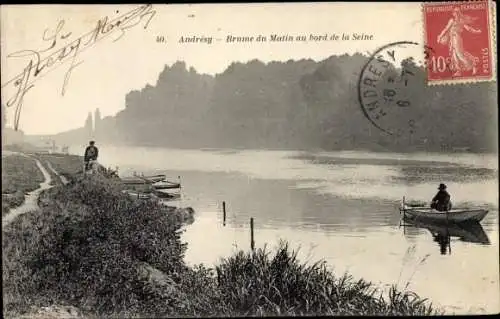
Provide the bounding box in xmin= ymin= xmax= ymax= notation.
xmin=1 ymin=1 xmax=498 ymax=317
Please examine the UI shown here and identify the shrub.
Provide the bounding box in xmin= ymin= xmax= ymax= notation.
xmin=3 ymin=174 xmax=191 ymax=317
xmin=2 ymin=191 xmax=25 ymax=216
xmin=214 ymin=241 xmax=438 ymax=316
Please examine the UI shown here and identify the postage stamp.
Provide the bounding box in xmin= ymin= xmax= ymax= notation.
xmin=423 ymin=0 xmax=496 ymax=84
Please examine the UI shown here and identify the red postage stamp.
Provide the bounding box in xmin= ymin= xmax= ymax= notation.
xmin=423 ymin=0 xmax=495 ymax=84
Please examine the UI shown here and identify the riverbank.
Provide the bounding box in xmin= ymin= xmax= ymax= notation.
xmin=2 ymin=153 xmax=46 ymax=217
xmin=1 ymin=151 xmax=84 ymax=218
xmin=2 ymin=154 xmax=441 ymax=317
xmin=37 ymin=153 xmax=86 ymax=183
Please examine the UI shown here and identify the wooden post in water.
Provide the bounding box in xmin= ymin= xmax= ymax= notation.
xmin=445 ymin=210 xmax=451 ymax=254
xmin=178 ymin=175 xmax=183 ymax=203
xmin=401 ymin=196 xmax=406 ymax=232
xmin=250 ymin=217 xmax=255 ymax=251
xmin=222 ymin=201 xmax=226 ymax=226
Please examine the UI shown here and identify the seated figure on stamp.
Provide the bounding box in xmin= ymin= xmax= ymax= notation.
xmin=437 ymin=7 xmax=482 ymax=76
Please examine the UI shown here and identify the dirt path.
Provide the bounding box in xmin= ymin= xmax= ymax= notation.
xmin=2 ymin=156 xmax=53 ymax=229
xmin=45 ymin=161 xmax=69 ymax=185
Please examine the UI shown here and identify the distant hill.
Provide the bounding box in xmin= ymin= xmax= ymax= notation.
xmin=47 ymin=54 xmax=497 ymax=153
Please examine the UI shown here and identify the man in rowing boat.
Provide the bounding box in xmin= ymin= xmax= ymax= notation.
xmin=84 ymin=140 xmax=99 ymax=171
xmin=431 ymin=183 xmax=452 ymax=212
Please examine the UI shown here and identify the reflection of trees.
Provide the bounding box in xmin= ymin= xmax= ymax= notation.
xmin=292 ymin=154 xmax=497 ymax=187
xmin=218 ymin=177 xmax=402 ymax=234
xmin=394 ymin=165 xmax=497 ymax=185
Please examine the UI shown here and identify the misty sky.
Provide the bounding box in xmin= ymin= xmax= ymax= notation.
xmin=1 ymin=2 xmax=426 ymax=135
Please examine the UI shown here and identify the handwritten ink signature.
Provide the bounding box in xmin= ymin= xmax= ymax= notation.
xmin=2 ymin=4 xmax=157 ymax=131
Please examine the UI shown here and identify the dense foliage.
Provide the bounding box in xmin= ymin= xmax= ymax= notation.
xmin=52 ymin=55 xmax=496 ymax=153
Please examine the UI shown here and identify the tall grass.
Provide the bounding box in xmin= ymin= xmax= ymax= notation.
xmin=214 ymin=241 xmax=439 ymax=316
xmin=3 ymin=172 xmax=441 ymax=318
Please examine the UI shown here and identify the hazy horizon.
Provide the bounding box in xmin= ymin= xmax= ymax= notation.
xmin=1 ymin=3 xmax=424 ymax=135
xmin=4 ymin=52 xmax=407 ymax=136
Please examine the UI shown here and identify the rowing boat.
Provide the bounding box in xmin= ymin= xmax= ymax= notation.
xmin=401 ymin=205 xmax=489 ymax=223
xmin=152 ymin=180 xmax=181 ymax=190
xmin=143 ymin=174 xmax=168 ymax=183
xmin=120 ymin=173 xmax=182 ymax=202
xmin=120 ymin=174 xmax=167 ymax=185
xmin=154 ymin=189 xmax=181 ymax=200
xmin=121 ymin=190 xmax=153 ymax=200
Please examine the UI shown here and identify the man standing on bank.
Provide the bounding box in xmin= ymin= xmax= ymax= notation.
xmin=84 ymin=140 xmax=99 ymax=171
xmin=431 ymin=183 xmax=452 ymax=212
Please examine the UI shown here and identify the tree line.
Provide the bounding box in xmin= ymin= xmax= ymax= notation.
xmin=57 ymin=55 xmax=497 ymax=153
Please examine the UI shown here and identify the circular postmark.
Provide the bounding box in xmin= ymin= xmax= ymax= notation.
xmin=358 ymin=41 xmax=431 ymax=137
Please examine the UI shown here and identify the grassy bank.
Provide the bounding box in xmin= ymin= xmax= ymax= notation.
xmin=37 ymin=154 xmax=85 ymax=182
xmin=2 ymin=169 xmax=440 ymax=317
xmin=1 ymin=154 xmax=45 ymax=216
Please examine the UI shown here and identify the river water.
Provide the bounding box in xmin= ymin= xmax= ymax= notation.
xmin=81 ymin=146 xmax=498 ymax=315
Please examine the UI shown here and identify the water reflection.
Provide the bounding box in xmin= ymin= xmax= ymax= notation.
xmin=403 ymin=218 xmax=490 ymax=255
xmin=293 ymin=153 xmax=498 ymax=185
xmin=433 ymin=232 xmax=451 ymax=255
xmin=91 ymin=146 xmax=499 ymax=313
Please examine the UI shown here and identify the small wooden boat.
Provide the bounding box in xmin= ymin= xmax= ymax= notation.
xmin=120 ymin=174 xmax=167 ymax=185
xmin=120 ymin=173 xmax=182 ymax=202
xmin=143 ymin=174 xmax=168 ymax=183
xmin=401 ymin=205 xmax=489 ymax=224
xmin=154 ymin=189 xmax=181 ymax=200
xmin=152 ymin=181 xmax=181 ymax=190
xmin=121 ymin=190 xmax=153 ymax=200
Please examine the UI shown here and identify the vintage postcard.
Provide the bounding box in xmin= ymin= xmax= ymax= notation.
xmin=1 ymin=2 xmax=498 ymax=317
